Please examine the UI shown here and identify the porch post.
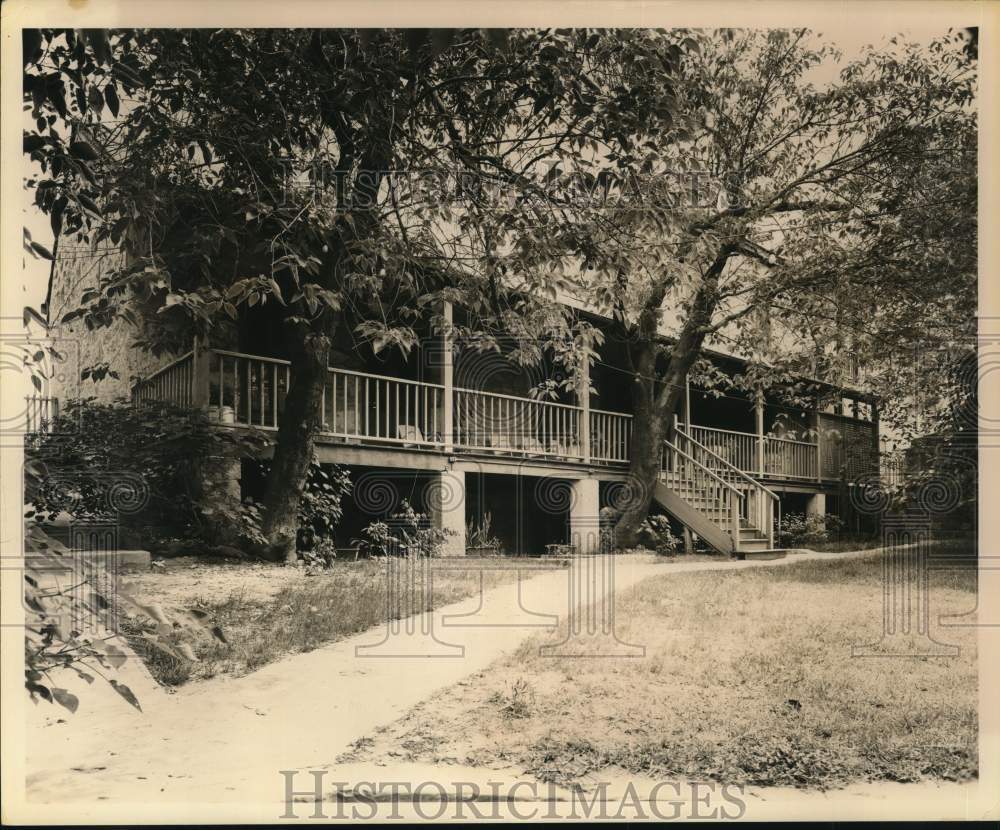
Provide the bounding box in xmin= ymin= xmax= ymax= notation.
xmin=441 ymin=301 xmax=454 ymax=452
xmin=434 ymin=467 xmax=466 ymax=556
xmin=813 ymin=407 xmax=823 ymax=483
xmin=806 ymin=492 xmax=826 ymax=518
xmin=579 ymin=356 xmax=591 ymax=464
xmin=569 ymin=477 xmax=601 ymax=555
xmin=870 ymin=395 xmax=880 ymax=473
xmin=754 ymin=390 xmax=765 ymax=476
xmin=191 ymin=336 xmax=212 ymax=409
xmin=684 ymin=372 xmax=691 ymax=427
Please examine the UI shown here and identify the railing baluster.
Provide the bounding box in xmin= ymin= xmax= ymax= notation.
xmin=260 ymin=361 xmax=267 ymax=424
xmin=270 ymin=364 xmax=277 ymax=426
xmin=364 ymin=377 xmax=370 ymax=437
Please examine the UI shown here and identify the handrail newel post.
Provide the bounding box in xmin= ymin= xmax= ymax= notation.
xmin=730 ymin=494 xmax=740 ymax=554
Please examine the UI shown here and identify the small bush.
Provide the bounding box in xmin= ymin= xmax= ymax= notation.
xmin=639 ymin=514 xmax=681 ymax=555
xmin=489 ymin=678 xmax=535 ymax=719
xmin=777 ymin=512 xmax=844 ymax=548
xmin=354 ymin=500 xmax=455 ymax=558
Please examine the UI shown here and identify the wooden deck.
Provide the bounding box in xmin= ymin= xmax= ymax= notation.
xmin=122 ymin=347 xmax=840 ymax=483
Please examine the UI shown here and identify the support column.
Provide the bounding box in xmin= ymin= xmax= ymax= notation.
xmin=433 ymin=467 xmax=465 ymax=556
xmin=579 ymin=356 xmax=591 ymax=464
xmin=754 ymin=390 xmax=765 ymax=476
xmin=806 ymin=492 xmax=826 ymax=517
xmin=441 ymin=301 xmax=454 ymax=452
xmin=569 ymin=477 xmax=601 ymax=555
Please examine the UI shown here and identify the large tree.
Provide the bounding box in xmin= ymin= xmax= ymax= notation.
xmin=24 ymin=27 xmax=695 ymax=560
xmin=558 ymin=29 xmax=977 ymax=545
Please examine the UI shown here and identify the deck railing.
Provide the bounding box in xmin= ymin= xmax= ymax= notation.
xmin=454 ymin=387 xmax=583 ymax=459
xmin=131 ymin=351 xmax=195 ymax=407
xmin=690 ymin=425 xmax=757 ymax=472
xmin=764 ymin=435 xmax=818 ymax=480
xmin=210 ymin=349 xmax=287 ymax=428
xmin=327 ymin=368 xmax=444 ymax=447
xmin=130 ymin=347 xmax=826 ymax=481
xmin=689 ymin=424 xmax=818 ymax=480
xmin=589 ymin=409 xmax=632 ymax=463
xmin=211 ymin=350 xmax=446 ymax=447
xmin=880 ymin=452 xmax=907 ymax=487
xmin=24 ymin=395 xmax=59 ymax=434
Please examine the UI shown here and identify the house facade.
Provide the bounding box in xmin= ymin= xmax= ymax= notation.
xmin=43 ymin=242 xmax=881 ymax=558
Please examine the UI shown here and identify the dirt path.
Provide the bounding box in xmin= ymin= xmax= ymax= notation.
xmin=20 ymin=548 xmax=977 ymax=822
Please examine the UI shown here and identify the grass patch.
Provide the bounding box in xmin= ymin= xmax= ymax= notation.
xmin=347 ymin=548 xmax=978 ymax=789
xmin=125 ymin=559 xmax=526 ymax=685
xmin=800 ymin=537 xmax=884 ymax=552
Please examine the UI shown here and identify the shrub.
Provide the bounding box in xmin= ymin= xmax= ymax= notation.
xmin=26 ymin=397 xmax=268 ymax=549
xmin=466 ymin=512 xmax=503 ymax=554
xmin=777 ymin=512 xmax=843 ymax=548
xmin=354 ymin=500 xmax=455 ymax=557
xmin=247 ymin=459 xmax=352 ymax=558
xmin=638 ymin=514 xmax=681 ymax=555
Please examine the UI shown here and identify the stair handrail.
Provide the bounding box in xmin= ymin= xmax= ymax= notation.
xmin=661 ymin=439 xmax=745 ymax=498
xmin=674 ymin=423 xmax=778 ymax=501
xmin=663 ymin=436 xmax=744 ymax=552
xmin=674 ymin=420 xmax=780 ymax=549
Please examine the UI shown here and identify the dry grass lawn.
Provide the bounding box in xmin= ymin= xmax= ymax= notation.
xmin=120 ymin=556 xmax=529 ymax=685
xmin=341 ymin=549 xmax=978 ymax=789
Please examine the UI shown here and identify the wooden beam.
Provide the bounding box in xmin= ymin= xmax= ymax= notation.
xmin=442 ymin=300 xmax=454 ymax=452
xmin=580 ymin=353 xmax=591 ymax=464
xmin=684 ymin=372 xmax=692 ymax=427
xmin=755 ymin=390 xmax=765 ymax=476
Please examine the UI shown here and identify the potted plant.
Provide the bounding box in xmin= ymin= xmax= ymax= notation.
xmin=466 ymin=512 xmax=503 ymax=557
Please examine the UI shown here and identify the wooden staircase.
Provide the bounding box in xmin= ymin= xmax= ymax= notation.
xmin=653 ymin=420 xmax=779 ymax=556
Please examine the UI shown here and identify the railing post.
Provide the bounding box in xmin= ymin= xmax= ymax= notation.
xmin=441 ymin=301 xmax=454 ymax=452
xmin=191 ymin=337 xmax=212 ymax=410
xmin=730 ymin=492 xmax=740 ymax=554
xmin=870 ymin=395 xmax=880 ymax=477
xmin=754 ymin=390 xmax=765 ymax=476
xmin=579 ymin=355 xmax=591 ymax=464
xmin=684 ymin=372 xmax=691 ymax=427
xmin=813 ymin=408 xmax=822 ymax=483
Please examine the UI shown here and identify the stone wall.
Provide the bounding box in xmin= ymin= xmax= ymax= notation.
xmin=47 ymin=241 xmax=172 ymax=402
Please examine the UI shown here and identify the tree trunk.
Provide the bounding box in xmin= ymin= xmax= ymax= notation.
xmin=613 ymin=355 xmax=682 ymax=548
xmin=260 ymin=328 xmax=332 ymax=563
xmin=613 ymin=246 xmax=733 ymax=547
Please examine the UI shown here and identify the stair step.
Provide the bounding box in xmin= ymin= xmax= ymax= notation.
xmin=739 ymin=528 xmax=766 ymax=538
xmin=738 ymin=539 xmax=772 ymax=551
